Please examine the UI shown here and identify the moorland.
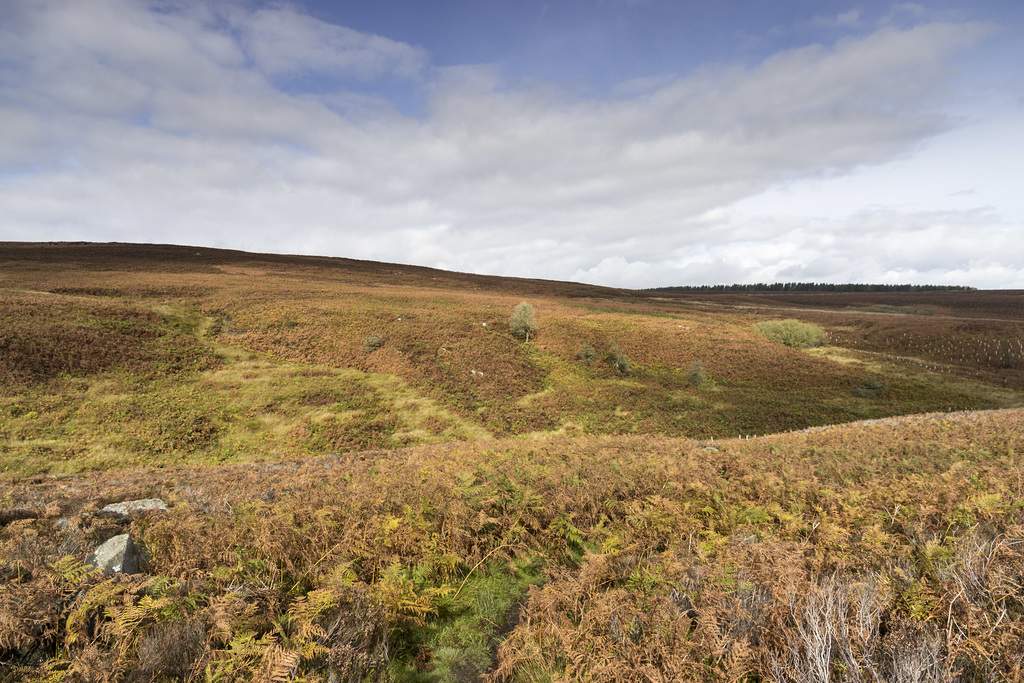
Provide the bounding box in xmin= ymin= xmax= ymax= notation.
xmin=1 ymin=242 xmax=1023 ymax=682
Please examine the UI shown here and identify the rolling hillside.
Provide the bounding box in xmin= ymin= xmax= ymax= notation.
xmin=2 ymin=242 xmax=1021 ymax=475
xmin=2 ymin=242 xmax=1024 ymax=682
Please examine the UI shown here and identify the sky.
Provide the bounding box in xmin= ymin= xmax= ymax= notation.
xmin=1 ymin=0 xmax=1022 ymax=289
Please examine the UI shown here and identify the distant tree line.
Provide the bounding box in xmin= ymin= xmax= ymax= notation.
xmin=646 ymin=282 xmax=977 ymax=293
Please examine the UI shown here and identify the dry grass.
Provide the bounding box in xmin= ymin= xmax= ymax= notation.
xmin=3 ymin=243 xmax=1019 ymax=477
xmin=1 ymin=409 xmax=1023 ymax=680
xmin=2 ymin=243 xmax=1024 ymax=680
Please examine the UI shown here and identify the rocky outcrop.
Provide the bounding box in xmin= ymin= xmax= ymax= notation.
xmin=85 ymin=534 xmax=144 ymax=575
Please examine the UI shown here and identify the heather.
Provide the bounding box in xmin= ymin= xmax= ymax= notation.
xmin=2 ymin=243 xmax=1023 ymax=681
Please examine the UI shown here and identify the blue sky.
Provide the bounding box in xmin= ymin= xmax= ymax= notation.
xmin=1 ymin=1 xmax=1022 ymax=288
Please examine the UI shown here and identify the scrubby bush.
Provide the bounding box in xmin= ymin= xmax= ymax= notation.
xmin=509 ymin=302 xmax=538 ymax=342
xmin=607 ymin=343 xmax=631 ymax=375
xmin=752 ymin=319 xmax=827 ymax=348
xmin=576 ymin=343 xmax=597 ymax=365
xmin=362 ymin=334 xmax=384 ymax=354
xmin=685 ymin=360 xmax=707 ymax=386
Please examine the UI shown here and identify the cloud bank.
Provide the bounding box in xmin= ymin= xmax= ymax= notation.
xmin=0 ymin=0 xmax=1020 ymax=288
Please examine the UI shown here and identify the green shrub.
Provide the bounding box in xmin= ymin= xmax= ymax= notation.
xmin=509 ymin=302 xmax=538 ymax=342
xmin=362 ymin=334 xmax=384 ymax=354
xmin=607 ymin=343 xmax=632 ymax=375
xmin=685 ymin=360 xmax=707 ymax=387
xmin=576 ymin=343 xmax=597 ymax=365
xmin=752 ymin=319 xmax=827 ymax=348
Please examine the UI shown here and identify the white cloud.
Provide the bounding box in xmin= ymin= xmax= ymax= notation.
xmin=811 ymin=9 xmax=862 ymax=29
xmin=837 ymin=10 xmax=861 ymax=26
xmin=675 ymin=208 xmax=1024 ymax=288
xmin=883 ymin=3 xmax=928 ymax=25
xmin=571 ymin=257 xmax=654 ymax=289
xmin=0 ymin=0 xmax=1018 ymax=289
xmin=233 ymin=4 xmax=427 ymax=81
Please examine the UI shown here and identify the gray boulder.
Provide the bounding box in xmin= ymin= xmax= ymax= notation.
xmin=96 ymin=498 xmax=169 ymax=520
xmin=86 ymin=534 xmax=143 ymax=575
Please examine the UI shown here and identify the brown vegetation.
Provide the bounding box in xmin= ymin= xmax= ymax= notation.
xmin=2 ymin=242 xmax=1023 ymax=680
xmin=2 ymin=410 xmax=1023 ymax=680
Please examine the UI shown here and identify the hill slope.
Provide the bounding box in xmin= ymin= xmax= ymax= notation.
xmin=2 ymin=408 xmax=1023 ymax=680
xmin=2 ymin=242 xmax=1021 ymax=475
xmin=2 ymin=242 xmax=1024 ymax=681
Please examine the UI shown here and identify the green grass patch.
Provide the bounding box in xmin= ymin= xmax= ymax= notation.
xmin=751 ymin=319 xmax=828 ymax=348
xmin=391 ymin=557 xmax=545 ymax=681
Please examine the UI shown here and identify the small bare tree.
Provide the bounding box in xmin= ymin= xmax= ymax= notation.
xmin=509 ymin=301 xmax=538 ymax=342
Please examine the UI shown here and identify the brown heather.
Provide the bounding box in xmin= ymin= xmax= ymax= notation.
xmin=1 ymin=243 xmax=1024 ymax=681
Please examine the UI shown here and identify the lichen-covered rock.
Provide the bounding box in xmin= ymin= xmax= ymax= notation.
xmin=96 ymin=498 xmax=169 ymax=520
xmin=86 ymin=534 xmax=143 ymax=575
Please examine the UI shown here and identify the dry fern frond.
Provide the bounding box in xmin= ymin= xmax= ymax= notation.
xmin=262 ymin=643 xmax=301 ymax=683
